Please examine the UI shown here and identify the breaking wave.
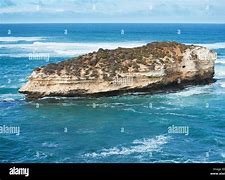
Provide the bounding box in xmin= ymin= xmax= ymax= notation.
xmin=194 ymin=42 xmax=225 ymax=49
xmin=0 ymin=41 xmax=144 ymax=57
xmin=84 ymin=135 xmax=169 ymax=158
xmin=42 ymin=142 xmax=58 ymax=148
xmin=169 ymin=85 xmax=211 ymax=97
xmin=219 ymin=81 xmax=225 ymax=88
xmin=0 ymin=36 xmax=46 ymax=42
xmin=216 ymin=58 xmax=225 ymax=65
xmin=215 ymin=66 xmax=225 ymax=78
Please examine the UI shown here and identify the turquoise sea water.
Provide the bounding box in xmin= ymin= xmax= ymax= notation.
xmin=0 ymin=24 xmax=225 ymax=163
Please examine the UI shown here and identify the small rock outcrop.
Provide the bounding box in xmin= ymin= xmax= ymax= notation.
xmin=19 ymin=42 xmax=217 ymax=99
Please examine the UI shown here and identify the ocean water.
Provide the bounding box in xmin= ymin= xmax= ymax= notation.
xmin=0 ymin=23 xmax=225 ymax=163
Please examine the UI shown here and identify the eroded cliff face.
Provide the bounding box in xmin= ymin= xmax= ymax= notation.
xmin=19 ymin=42 xmax=217 ymax=99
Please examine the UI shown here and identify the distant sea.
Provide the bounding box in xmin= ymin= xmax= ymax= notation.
xmin=0 ymin=23 xmax=225 ymax=163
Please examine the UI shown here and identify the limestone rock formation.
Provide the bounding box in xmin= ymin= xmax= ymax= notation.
xmin=19 ymin=42 xmax=217 ymax=99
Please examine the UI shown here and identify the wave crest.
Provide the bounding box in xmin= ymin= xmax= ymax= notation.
xmin=194 ymin=42 xmax=225 ymax=49
xmin=0 ymin=41 xmax=144 ymax=57
xmin=84 ymin=135 xmax=169 ymax=158
xmin=0 ymin=36 xmax=46 ymax=42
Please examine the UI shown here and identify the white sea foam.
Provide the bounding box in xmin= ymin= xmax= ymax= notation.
xmin=219 ymin=82 xmax=225 ymax=88
xmin=157 ymin=112 xmax=197 ymax=118
xmin=34 ymin=151 xmax=51 ymax=160
xmin=216 ymin=58 xmax=225 ymax=65
xmin=0 ymin=36 xmax=46 ymax=42
xmin=42 ymin=142 xmax=58 ymax=148
xmin=18 ymin=78 xmax=26 ymax=83
xmin=123 ymin=107 xmax=136 ymax=112
xmin=0 ymin=85 xmax=20 ymax=89
xmin=2 ymin=98 xmax=15 ymax=102
xmin=1 ymin=41 xmax=225 ymax=57
xmin=84 ymin=135 xmax=169 ymax=158
xmin=194 ymin=42 xmax=225 ymax=49
xmin=221 ymin=152 xmax=225 ymax=158
xmin=0 ymin=53 xmax=52 ymax=59
xmin=0 ymin=41 xmax=144 ymax=57
xmin=170 ymin=85 xmax=210 ymax=97
xmin=215 ymin=67 xmax=225 ymax=78
xmin=123 ymin=107 xmax=144 ymax=113
xmin=76 ymin=129 xmax=96 ymax=134
xmin=0 ymin=93 xmax=23 ymax=102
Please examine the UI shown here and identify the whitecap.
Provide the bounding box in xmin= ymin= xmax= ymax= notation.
xmin=221 ymin=152 xmax=225 ymax=158
xmin=45 ymin=132 xmax=60 ymax=135
xmin=0 ymin=36 xmax=46 ymax=42
xmin=62 ymin=103 xmax=73 ymax=106
xmin=216 ymin=58 xmax=225 ymax=65
xmin=152 ymin=106 xmax=180 ymax=110
xmin=0 ymin=93 xmax=23 ymax=102
xmin=157 ymin=112 xmax=197 ymax=118
xmin=84 ymin=135 xmax=169 ymax=158
xmin=169 ymin=85 xmax=210 ymax=97
xmin=2 ymin=98 xmax=15 ymax=102
xmin=194 ymin=42 xmax=225 ymax=49
xmin=123 ymin=107 xmax=146 ymax=114
xmin=0 ymin=41 xmax=145 ymax=57
xmin=0 ymin=85 xmax=19 ymax=89
xmin=34 ymin=151 xmax=52 ymax=160
xmin=18 ymin=78 xmax=26 ymax=83
xmin=42 ymin=142 xmax=58 ymax=148
xmin=219 ymin=82 xmax=225 ymax=88
xmin=215 ymin=67 xmax=225 ymax=78
xmin=76 ymin=129 xmax=96 ymax=134
xmin=123 ymin=108 xmax=137 ymax=113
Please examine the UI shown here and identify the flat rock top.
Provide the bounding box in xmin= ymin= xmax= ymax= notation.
xmin=38 ymin=42 xmax=193 ymax=80
xmin=19 ymin=41 xmax=216 ymax=99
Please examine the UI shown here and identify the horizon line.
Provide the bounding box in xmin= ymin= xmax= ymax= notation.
xmin=1 ymin=22 xmax=225 ymax=24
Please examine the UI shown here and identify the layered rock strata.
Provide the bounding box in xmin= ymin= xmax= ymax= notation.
xmin=19 ymin=42 xmax=217 ymax=99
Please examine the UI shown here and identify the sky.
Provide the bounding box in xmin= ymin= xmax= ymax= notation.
xmin=0 ymin=0 xmax=225 ymax=23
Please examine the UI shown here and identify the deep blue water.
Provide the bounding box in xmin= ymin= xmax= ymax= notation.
xmin=0 ymin=23 xmax=225 ymax=163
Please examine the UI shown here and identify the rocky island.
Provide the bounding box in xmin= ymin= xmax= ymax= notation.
xmin=19 ymin=42 xmax=217 ymax=99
